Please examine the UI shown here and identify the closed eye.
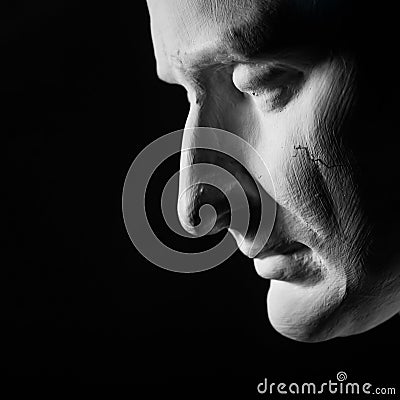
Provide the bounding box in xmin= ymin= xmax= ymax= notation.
xmin=232 ymin=64 xmax=305 ymax=111
xmin=233 ymin=64 xmax=304 ymax=95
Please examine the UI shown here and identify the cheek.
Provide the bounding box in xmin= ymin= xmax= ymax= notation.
xmin=252 ymin=99 xmax=315 ymax=205
xmin=253 ymin=65 xmax=351 ymax=210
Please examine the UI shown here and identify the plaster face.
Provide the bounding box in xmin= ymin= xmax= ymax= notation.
xmin=146 ymin=0 xmax=400 ymax=341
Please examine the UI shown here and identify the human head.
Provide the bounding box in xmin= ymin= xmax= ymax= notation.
xmin=145 ymin=0 xmax=400 ymax=341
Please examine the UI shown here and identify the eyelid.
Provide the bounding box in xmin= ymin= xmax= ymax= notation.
xmin=232 ymin=63 xmax=304 ymax=94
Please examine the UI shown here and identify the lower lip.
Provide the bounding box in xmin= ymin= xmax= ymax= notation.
xmin=254 ymin=246 xmax=312 ymax=281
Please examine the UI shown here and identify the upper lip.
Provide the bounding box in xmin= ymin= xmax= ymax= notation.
xmin=228 ymin=189 xmax=310 ymax=260
xmin=254 ymin=240 xmax=308 ymax=259
xmin=232 ymin=229 xmax=308 ymax=260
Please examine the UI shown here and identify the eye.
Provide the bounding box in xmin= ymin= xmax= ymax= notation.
xmin=232 ymin=64 xmax=304 ymax=108
xmin=233 ymin=65 xmax=303 ymax=93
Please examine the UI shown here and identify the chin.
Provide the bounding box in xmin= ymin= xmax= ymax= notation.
xmin=266 ymin=266 xmax=400 ymax=342
xmin=265 ymin=258 xmax=358 ymax=342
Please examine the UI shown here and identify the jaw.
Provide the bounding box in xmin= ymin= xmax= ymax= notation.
xmin=266 ymin=252 xmax=400 ymax=342
xmin=266 ymin=254 xmax=348 ymax=342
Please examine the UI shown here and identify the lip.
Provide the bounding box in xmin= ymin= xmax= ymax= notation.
xmin=229 ymin=227 xmax=309 ymax=259
xmin=253 ymin=243 xmax=323 ymax=283
xmin=255 ymin=240 xmax=309 ymax=259
xmin=230 ymin=228 xmax=317 ymax=282
xmin=229 ymin=223 xmax=320 ymax=282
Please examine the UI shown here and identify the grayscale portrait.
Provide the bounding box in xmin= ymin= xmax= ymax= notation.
xmin=145 ymin=0 xmax=400 ymax=342
xmin=4 ymin=0 xmax=400 ymax=387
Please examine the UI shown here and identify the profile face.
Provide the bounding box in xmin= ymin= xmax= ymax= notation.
xmin=146 ymin=0 xmax=400 ymax=341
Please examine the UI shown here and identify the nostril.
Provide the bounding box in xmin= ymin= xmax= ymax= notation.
xmin=188 ymin=204 xmax=201 ymax=227
xmin=180 ymin=183 xmax=231 ymax=235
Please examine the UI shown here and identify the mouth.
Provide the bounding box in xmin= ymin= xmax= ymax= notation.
xmin=255 ymin=240 xmax=309 ymax=259
xmin=254 ymin=242 xmax=324 ymax=283
xmin=229 ymin=229 xmax=321 ymax=283
xmin=230 ymin=227 xmax=310 ymax=260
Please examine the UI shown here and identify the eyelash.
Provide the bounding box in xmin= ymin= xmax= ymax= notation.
xmin=240 ymin=77 xmax=305 ymax=113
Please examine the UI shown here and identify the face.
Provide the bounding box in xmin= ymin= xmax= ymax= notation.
xmin=146 ymin=0 xmax=400 ymax=341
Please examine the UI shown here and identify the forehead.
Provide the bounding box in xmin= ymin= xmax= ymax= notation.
xmin=147 ymin=0 xmax=281 ymax=79
xmin=147 ymin=0 xmax=276 ymax=52
xmin=146 ymin=0 xmax=355 ymax=80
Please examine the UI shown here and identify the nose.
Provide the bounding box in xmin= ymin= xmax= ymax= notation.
xmin=178 ymin=144 xmax=236 ymax=236
xmin=177 ymin=97 xmax=261 ymax=237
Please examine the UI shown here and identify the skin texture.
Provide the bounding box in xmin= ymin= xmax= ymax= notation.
xmin=146 ymin=0 xmax=400 ymax=341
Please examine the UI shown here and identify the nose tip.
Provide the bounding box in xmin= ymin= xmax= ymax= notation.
xmin=178 ymin=183 xmax=231 ymax=236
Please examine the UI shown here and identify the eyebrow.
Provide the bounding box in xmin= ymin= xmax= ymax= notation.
xmin=166 ymin=6 xmax=277 ymax=74
xmin=225 ymin=19 xmax=272 ymax=59
xmin=168 ymin=45 xmax=322 ymax=83
xmin=162 ymin=2 xmax=332 ymax=84
xmin=168 ymin=20 xmax=328 ymax=75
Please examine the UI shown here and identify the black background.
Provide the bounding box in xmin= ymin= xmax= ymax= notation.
xmin=4 ymin=1 xmax=399 ymax=390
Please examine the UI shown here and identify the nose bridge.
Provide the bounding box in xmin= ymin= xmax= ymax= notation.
xmin=180 ymin=83 xmax=237 ymax=190
xmin=186 ymin=67 xmax=239 ymax=133
xmin=181 ymin=102 xmax=228 ymax=182
xmin=181 ymin=80 xmax=241 ymax=183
